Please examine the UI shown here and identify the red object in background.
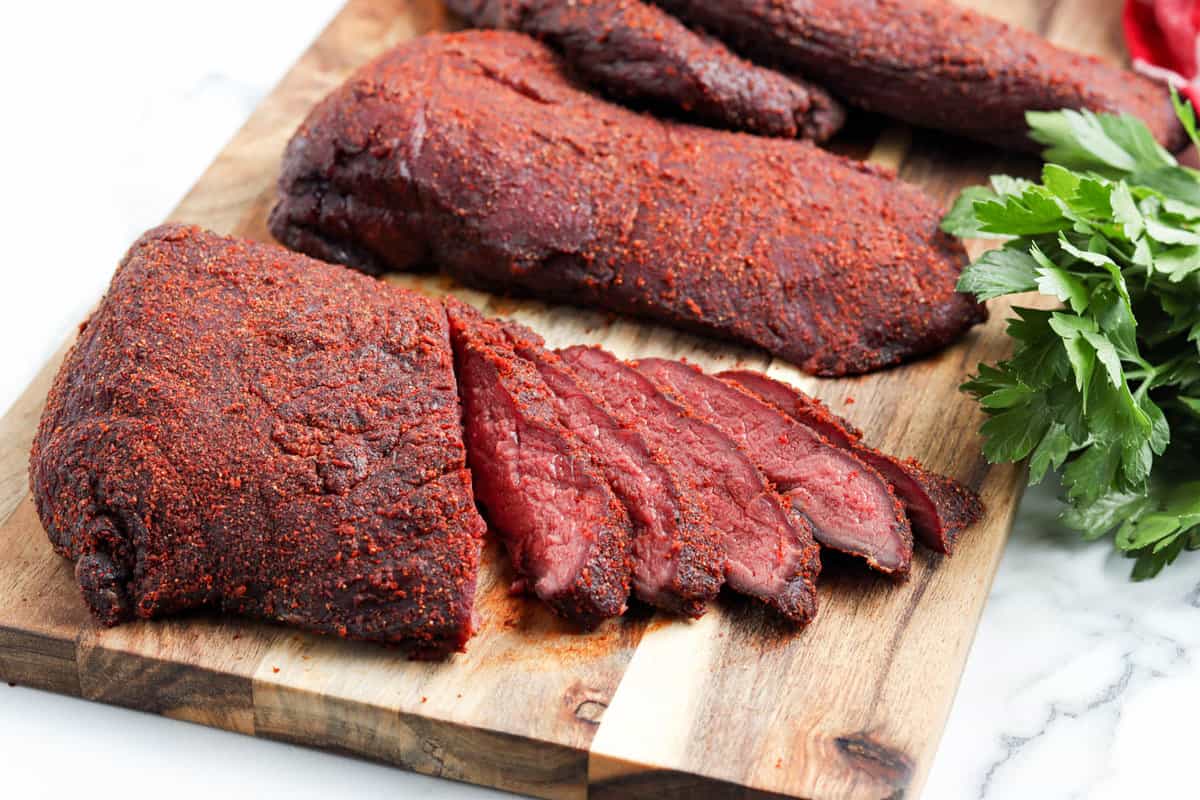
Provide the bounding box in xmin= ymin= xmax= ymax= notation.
xmin=1124 ymin=0 xmax=1200 ymax=105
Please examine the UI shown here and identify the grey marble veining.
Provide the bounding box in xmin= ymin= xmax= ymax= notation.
xmin=927 ymin=479 xmax=1200 ymax=799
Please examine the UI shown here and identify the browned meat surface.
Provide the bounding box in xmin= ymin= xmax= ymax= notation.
xmin=722 ymin=370 xmax=984 ymax=553
xmin=655 ymin=0 xmax=1186 ymax=152
xmin=638 ymin=359 xmax=913 ymax=574
xmin=501 ymin=322 xmax=723 ymax=616
xmin=445 ymin=0 xmax=844 ymax=140
xmin=560 ymin=345 xmax=820 ymax=623
xmin=269 ymin=30 xmax=986 ymax=377
xmin=29 ymin=225 xmax=485 ymax=658
xmin=446 ymin=300 xmax=631 ymax=626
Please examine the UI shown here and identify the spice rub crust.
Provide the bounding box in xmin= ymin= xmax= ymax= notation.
xmin=30 ymin=224 xmax=486 ymax=658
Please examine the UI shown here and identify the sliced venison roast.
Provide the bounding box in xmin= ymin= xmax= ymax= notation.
xmin=446 ymin=300 xmax=631 ymax=626
xmin=501 ymin=322 xmax=723 ymax=616
xmin=721 ymin=370 xmax=984 ymax=553
xmin=719 ymin=370 xmax=866 ymax=443
xmin=560 ymin=345 xmax=820 ymax=623
xmin=637 ymin=359 xmax=913 ymax=574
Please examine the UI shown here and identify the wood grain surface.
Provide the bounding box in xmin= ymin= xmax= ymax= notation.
xmin=0 ymin=1 xmax=1129 ymax=797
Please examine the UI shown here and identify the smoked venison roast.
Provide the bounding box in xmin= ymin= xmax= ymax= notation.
xmin=444 ymin=0 xmax=845 ymax=140
xmin=30 ymin=225 xmax=486 ymax=658
xmin=269 ymin=30 xmax=986 ymax=377
xmin=655 ymin=0 xmax=1185 ymax=152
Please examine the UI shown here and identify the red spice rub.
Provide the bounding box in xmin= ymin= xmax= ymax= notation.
xmin=29 ymin=225 xmax=486 ymax=658
xmin=657 ymin=0 xmax=1186 ymax=152
xmin=446 ymin=299 xmax=632 ymax=626
xmin=444 ymin=0 xmax=845 ymax=140
xmin=721 ymin=370 xmax=984 ymax=554
xmin=269 ymin=30 xmax=986 ymax=377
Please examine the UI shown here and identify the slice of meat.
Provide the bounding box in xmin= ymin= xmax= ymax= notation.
xmin=655 ymin=0 xmax=1186 ymax=153
xmin=29 ymin=224 xmax=485 ymax=658
xmin=445 ymin=0 xmax=845 ymax=140
xmin=268 ymin=31 xmax=986 ymax=378
xmin=500 ymin=321 xmax=723 ymax=616
xmin=721 ymin=370 xmax=984 ymax=554
xmin=446 ymin=299 xmax=631 ymax=626
xmin=637 ymin=359 xmax=912 ymax=574
xmin=560 ymin=345 xmax=820 ymax=623
xmin=718 ymin=369 xmax=865 ymax=446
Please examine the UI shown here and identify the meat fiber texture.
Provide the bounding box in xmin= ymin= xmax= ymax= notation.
xmin=721 ymin=370 xmax=984 ymax=554
xmin=636 ymin=358 xmax=914 ymax=574
xmin=500 ymin=321 xmax=724 ymax=617
xmin=446 ymin=299 xmax=632 ymax=626
xmin=269 ymin=30 xmax=986 ymax=378
xmin=29 ymin=225 xmax=486 ymax=658
xmin=444 ymin=0 xmax=845 ymax=140
xmin=560 ymin=345 xmax=821 ymax=624
xmin=656 ymin=0 xmax=1187 ymax=153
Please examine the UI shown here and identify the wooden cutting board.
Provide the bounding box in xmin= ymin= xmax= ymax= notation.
xmin=0 ymin=1 xmax=1123 ymax=797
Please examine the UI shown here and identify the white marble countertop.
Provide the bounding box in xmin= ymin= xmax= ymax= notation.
xmin=2 ymin=3 xmax=1197 ymax=798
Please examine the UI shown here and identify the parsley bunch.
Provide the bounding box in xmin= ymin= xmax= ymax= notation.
xmin=942 ymin=93 xmax=1200 ymax=578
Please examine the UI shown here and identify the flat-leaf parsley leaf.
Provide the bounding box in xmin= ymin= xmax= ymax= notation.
xmin=943 ymin=92 xmax=1200 ymax=579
